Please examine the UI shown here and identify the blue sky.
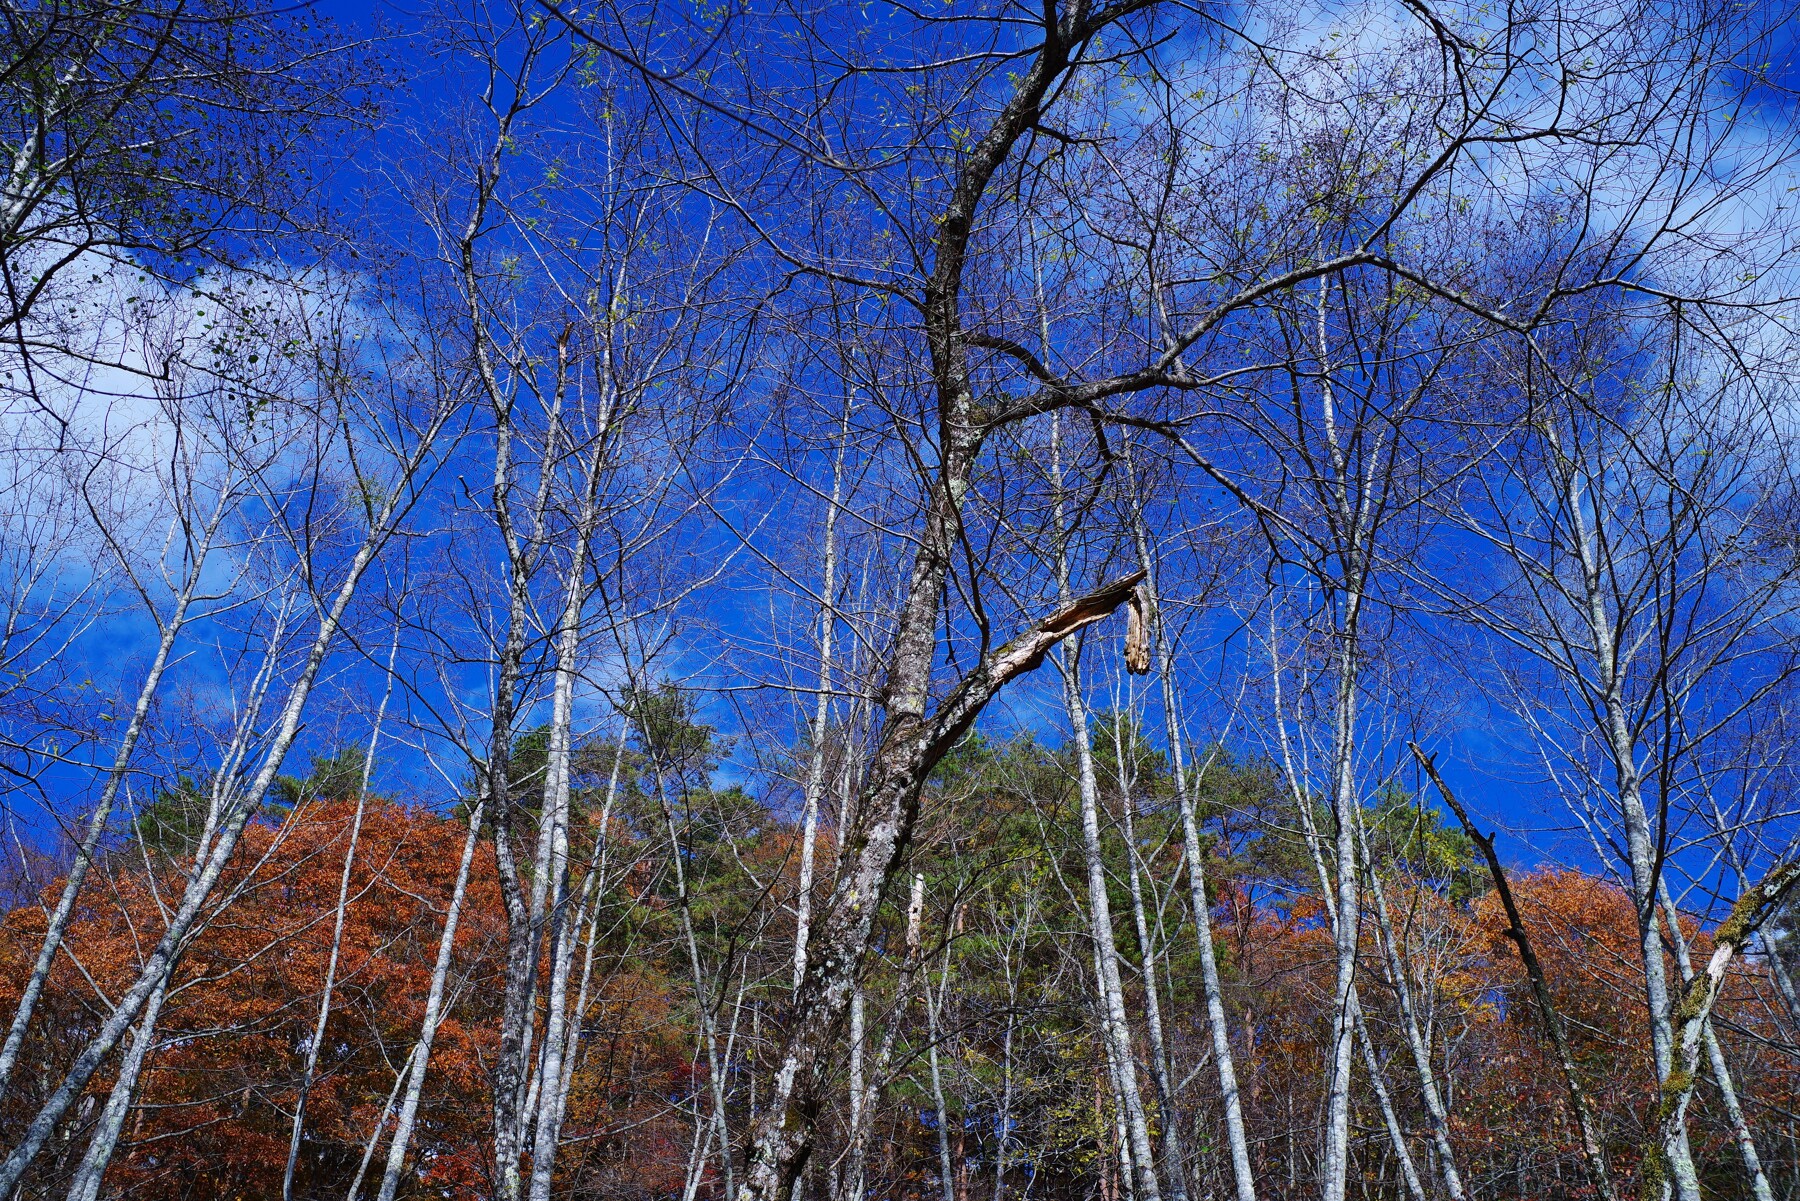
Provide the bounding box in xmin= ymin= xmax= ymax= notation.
xmin=9 ymin=0 xmax=1797 ymax=922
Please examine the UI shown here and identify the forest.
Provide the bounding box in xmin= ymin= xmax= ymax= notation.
xmin=3 ymin=0 xmax=1800 ymax=1197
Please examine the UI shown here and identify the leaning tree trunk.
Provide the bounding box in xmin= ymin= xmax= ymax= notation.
xmin=1646 ymin=862 xmax=1800 ymax=1201
xmin=1355 ymin=808 xmax=1466 ymax=1201
xmin=733 ymin=487 xmax=1145 ymax=1201
xmin=1656 ymin=883 xmax=1774 ymax=1201
xmin=1413 ymin=745 xmax=1619 ymax=1201
xmin=0 ymin=490 xmax=231 ymax=1108
xmin=373 ymin=798 xmax=487 ymax=1201
xmin=1353 ymin=994 xmax=1427 ymax=1201
xmin=63 ymin=972 xmax=172 ymax=1201
xmin=283 ymin=633 xmax=400 ymax=1201
xmin=1126 ymin=484 xmax=1257 ymax=1201
xmin=736 ymin=7 xmax=1167 ymax=1196
xmin=0 ymin=396 xmax=453 ymax=1197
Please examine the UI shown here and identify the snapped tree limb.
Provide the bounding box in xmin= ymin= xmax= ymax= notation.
xmin=1643 ymin=859 xmax=1800 ymax=1200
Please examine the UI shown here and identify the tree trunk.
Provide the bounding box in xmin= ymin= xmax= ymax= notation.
xmin=64 ymin=972 xmax=172 ymax=1201
xmin=735 ymin=12 xmax=1148 ymax=1191
xmin=1356 ymin=809 xmax=1466 ymax=1201
xmin=0 ymin=493 xmax=230 ymax=1107
xmin=1051 ymin=407 xmax=1160 ymax=1201
xmin=1062 ymin=650 xmax=1162 ymax=1201
xmin=795 ymin=406 xmax=847 ymax=991
xmin=1647 ymin=862 xmax=1800 ymax=1200
xmin=1553 ymin=431 xmax=1698 ymax=1199
xmin=1320 ymin=610 xmax=1362 ymax=1201
xmin=1353 ymin=995 xmax=1426 ymax=1201
xmin=373 ymin=797 xmax=486 ymax=1201
xmin=283 ymin=632 xmax=400 ymax=1201
xmin=1115 ymin=746 xmax=1190 ymax=1201
xmin=1657 ymin=884 xmax=1773 ymax=1201
xmin=656 ymin=761 xmax=738 ymax=1200
xmin=1127 ymin=483 xmax=1256 ymax=1201
xmin=926 ymin=931 xmax=957 ymax=1201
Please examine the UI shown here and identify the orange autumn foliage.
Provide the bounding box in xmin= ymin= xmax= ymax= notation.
xmin=1211 ymin=867 xmax=1800 ymax=1199
xmin=0 ymin=801 xmax=694 ymax=1201
xmin=7 ymin=786 xmax=1800 ymax=1201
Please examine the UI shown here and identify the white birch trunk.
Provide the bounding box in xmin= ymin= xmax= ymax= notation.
xmin=1115 ymin=746 xmax=1189 ymax=1201
xmin=1274 ymin=608 xmax=1357 ymax=1201
xmin=1125 ymin=451 xmax=1256 ymax=1201
xmin=1566 ymin=480 xmax=1699 ymax=1199
xmin=1311 ymin=285 xmax=1369 ymax=1201
xmin=794 ymin=412 xmax=846 ymax=991
xmin=545 ymin=732 xmax=627 ymax=1151
xmin=655 ymin=764 xmax=737 ymax=1200
xmin=63 ymin=971 xmax=172 ymax=1201
xmin=1051 ymin=411 xmax=1160 ymax=1201
xmin=345 ymin=1050 xmax=410 ymax=1201
xmin=843 ymin=872 xmax=926 ymax=1201
xmin=842 ymin=983 xmax=867 ymax=1201
xmin=524 ymin=526 xmax=607 ymax=1201
xmin=372 ymin=798 xmax=486 ymax=1201
xmin=1648 ymin=862 xmax=1800 ymax=1199
xmin=926 ymin=938 xmax=956 ymax=1201
xmin=1356 ymin=811 xmax=1466 ymax=1201
xmin=0 ymin=493 xmax=230 ymax=1105
xmin=1353 ymin=995 xmax=1426 ymax=1201
xmin=1319 ymin=624 xmax=1361 ymax=1201
xmin=1063 ymin=649 xmax=1162 ymax=1201
xmin=0 ymin=398 xmax=452 ymax=1195
xmin=283 ymin=632 xmax=400 ymax=1201
xmin=994 ymin=991 xmax=1016 ymax=1201
xmin=1657 ymin=886 xmax=1773 ymax=1201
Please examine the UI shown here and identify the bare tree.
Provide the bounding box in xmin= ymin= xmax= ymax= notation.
xmin=0 ymin=251 xmax=466 ymax=1197
xmin=1439 ymin=303 xmax=1800 ymax=1201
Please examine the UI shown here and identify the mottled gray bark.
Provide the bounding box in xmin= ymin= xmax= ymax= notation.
xmin=1648 ymin=862 xmax=1800 ymax=1200
xmin=731 ymin=9 xmax=1173 ymax=1196
xmin=1657 ymin=885 xmax=1773 ymax=1201
xmin=64 ymin=972 xmax=171 ymax=1201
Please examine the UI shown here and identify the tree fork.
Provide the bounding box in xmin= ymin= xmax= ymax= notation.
xmin=737 ymin=567 xmax=1145 ymax=1201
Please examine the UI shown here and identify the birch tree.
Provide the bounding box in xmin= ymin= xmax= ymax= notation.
xmin=1441 ymin=307 xmax=1800 ymax=1201
xmin=0 ymin=267 xmax=466 ymax=1195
